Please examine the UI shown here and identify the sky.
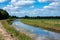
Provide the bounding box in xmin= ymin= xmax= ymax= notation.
xmin=0 ymin=0 xmax=60 ymax=17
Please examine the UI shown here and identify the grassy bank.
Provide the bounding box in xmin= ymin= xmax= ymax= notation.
xmin=7 ymin=18 xmax=16 ymax=24
xmin=0 ymin=34 xmax=3 ymax=40
xmin=20 ymin=19 xmax=60 ymax=33
xmin=1 ymin=20 xmax=32 ymax=40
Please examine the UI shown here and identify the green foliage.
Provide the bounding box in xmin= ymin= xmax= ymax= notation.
xmin=0 ymin=9 xmax=9 ymax=19
xmin=7 ymin=18 xmax=16 ymax=24
xmin=0 ymin=34 xmax=3 ymax=40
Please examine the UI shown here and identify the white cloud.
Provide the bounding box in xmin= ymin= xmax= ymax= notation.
xmin=3 ymin=0 xmax=35 ymax=16
xmin=38 ymin=0 xmax=48 ymax=2
xmin=31 ymin=6 xmax=35 ymax=8
xmin=11 ymin=0 xmax=35 ymax=5
xmin=43 ymin=2 xmax=60 ymax=9
xmin=28 ymin=0 xmax=60 ymax=16
xmin=3 ymin=0 xmax=60 ymax=17
xmin=3 ymin=0 xmax=35 ymax=10
xmin=38 ymin=0 xmax=60 ymax=2
xmin=0 ymin=0 xmax=6 ymax=3
xmin=15 ymin=1 xmax=35 ymax=6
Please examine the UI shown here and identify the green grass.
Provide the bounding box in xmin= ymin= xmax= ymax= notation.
xmin=7 ymin=18 xmax=16 ymax=24
xmin=1 ymin=20 xmax=32 ymax=40
xmin=0 ymin=34 xmax=3 ymax=40
xmin=20 ymin=19 xmax=60 ymax=33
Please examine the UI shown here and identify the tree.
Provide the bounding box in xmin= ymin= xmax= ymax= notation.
xmin=0 ymin=9 xmax=9 ymax=19
xmin=25 ymin=15 xmax=29 ymax=18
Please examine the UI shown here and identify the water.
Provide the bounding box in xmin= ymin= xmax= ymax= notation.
xmin=12 ymin=19 xmax=60 ymax=40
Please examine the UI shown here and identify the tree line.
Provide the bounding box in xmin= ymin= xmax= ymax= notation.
xmin=20 ymin=16 xmax=60 ymax=19
xmin=0 ymin=9 xmax=60 ymax=20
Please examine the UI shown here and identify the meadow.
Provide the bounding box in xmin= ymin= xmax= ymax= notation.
xmin=20 ymin=19 xmax=60 ymax=33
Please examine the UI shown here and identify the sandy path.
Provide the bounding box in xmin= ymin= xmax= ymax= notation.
xmin=0 ymin=23 xmax=18 ymax=40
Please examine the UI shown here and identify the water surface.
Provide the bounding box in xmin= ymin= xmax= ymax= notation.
xmin=12 ymin=19 xmax=60 ymax=40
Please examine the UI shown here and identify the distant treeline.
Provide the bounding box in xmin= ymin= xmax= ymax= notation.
xmin=0 ymin=9 xmax=60 ymax=19
xmin=20 ymin=16 xmax=60 ymax=19
xmin=9 ymin=16 xmax=19 ymax=19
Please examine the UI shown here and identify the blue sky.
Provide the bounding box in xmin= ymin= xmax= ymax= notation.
xmin=0 ymin=0 xmax=60 ymax=17
xmin=0 ymin=0 xmax=10 ymax=8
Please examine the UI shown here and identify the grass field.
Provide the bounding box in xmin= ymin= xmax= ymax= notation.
xmin=0 ymin=34 xmax=3 ymax=40
xmin=20 ymin=19 xmax=60 ymax=33
xmin=1 ymin=20 xmax=32 ymax=40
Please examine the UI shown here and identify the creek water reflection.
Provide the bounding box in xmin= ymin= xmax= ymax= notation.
xmin=12 ymin=19 xmax=60 ymax=40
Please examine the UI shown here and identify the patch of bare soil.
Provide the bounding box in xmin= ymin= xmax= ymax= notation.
xmin=0 ymin=23 xmax=18 ymax=40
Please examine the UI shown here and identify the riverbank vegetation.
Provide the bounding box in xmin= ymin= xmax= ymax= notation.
xmin=0 ymin=34 xmax=3 ymax=40
xmin=20 ymin=19 xmax=60 ymax=33
xmin=1 ymin=20 xmax=32 ymax=40
xmin=0 ymin=9 xmax=32 ymax=40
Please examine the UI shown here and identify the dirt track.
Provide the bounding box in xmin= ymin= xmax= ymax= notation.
xmin=0 ymin=23 xmax=18 ymax=40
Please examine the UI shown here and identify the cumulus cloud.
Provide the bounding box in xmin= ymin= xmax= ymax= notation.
xmin=3 ymin=0 xmax=35 ymax=10
xmin=35 ymin=0 xmax=60 ymax=16
xmin=13 ymin=1 xmax=35 ymax=5
xmin=43 ymin=1 xmax=60 ymax=15
xmin=3 ymin=0 xmax=60 ymax=17
xmin=38 ymin=0 xmax=60 ymax=2
xmin=38 ymin=0 xmax=48 ymax=2
xmin=3 ymin=0 xmax=35 ymax=16
xmin=0 ymin=0 xmax=6 ymax=3
xmin=44 ymin=2 xmax=60 ymax=9
xmin=32 ymin=0 xmax=60 ymax=16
